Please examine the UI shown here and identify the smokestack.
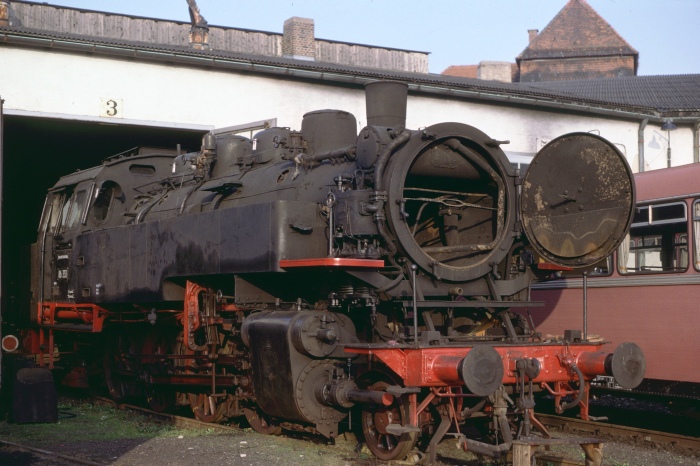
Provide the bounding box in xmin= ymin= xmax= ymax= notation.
xmin=364 ymin=81 xmax=408 ymax=128
xmin=528 ymin=29 xmax=539 ymax=44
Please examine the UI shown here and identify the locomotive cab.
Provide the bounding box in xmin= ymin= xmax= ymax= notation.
xmin=32 ymin=170 xmax=100 ymax=310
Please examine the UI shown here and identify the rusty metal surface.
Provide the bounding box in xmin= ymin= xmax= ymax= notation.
xmin=522 ymin=133 xmax=635 ymax=267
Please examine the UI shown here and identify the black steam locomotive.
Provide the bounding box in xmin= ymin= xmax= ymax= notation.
xmin=9 ymin=81 xmax=644 ymax=461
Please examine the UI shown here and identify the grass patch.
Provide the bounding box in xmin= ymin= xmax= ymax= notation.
xmin=0 ymin=396 xmax=218 ymax=448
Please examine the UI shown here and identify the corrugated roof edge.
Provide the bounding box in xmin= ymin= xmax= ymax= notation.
xmin=1 ymin=24 xmax=689 ymax=120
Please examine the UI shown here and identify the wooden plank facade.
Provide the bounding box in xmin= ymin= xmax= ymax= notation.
xmin=8 ymin=1 xmax=428 ymax=72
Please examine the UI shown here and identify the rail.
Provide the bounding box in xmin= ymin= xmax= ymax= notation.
xmin=537 ymin=413 xmax=700 ymax=451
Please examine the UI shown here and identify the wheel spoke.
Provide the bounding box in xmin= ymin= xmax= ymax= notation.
xmin=243 ymin=406 xmax=282 ymax=435
xmin=360 ymin=377 xmax=418 ymax=461
xmin=188 ymin=393 xmax=225 ymax=423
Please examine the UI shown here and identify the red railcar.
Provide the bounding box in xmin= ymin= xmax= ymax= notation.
xmin=531 ymin=163 xmax=700 ymax=399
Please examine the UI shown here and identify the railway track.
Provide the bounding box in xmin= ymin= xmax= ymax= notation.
xmin=7 ymin=394 xmax=695 ymax=466
xmin=0 ymin=439 xmax=106 ymax=466
xmin=93 ymin=396 xmax=700 ymax=458
xmin=89 ymin=396 xmax=241 ymax=433
xmin=536 ymin=413 xmax=700 ymax=451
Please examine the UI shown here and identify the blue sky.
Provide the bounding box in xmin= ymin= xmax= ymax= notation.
xmin=36 ymin=0 xmax=700 ymax=75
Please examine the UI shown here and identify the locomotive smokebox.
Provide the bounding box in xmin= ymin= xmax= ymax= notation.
xmin=521 ymin=133 xmax=635 ymax=267
xmin=364 ymin=81 xmax=407 ymax=128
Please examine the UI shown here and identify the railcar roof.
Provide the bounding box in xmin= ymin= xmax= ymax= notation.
xmin=634 ymin=163 xmax=700 ymax=203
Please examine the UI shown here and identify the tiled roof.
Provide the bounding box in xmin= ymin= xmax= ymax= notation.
xmin=442 ymin=65 xmax=478 ymax=79
xmin=1 ymin=24 xmax=697 ymax=118
xmin=442 ymin=63 xmax=520 ymax=82
xmin=523 ymin=74 xmax=700 ymax=115
xmin=517 ymin=0 xmax=638 ymax=63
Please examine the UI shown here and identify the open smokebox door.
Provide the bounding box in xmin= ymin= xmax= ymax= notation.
xmin=521 ymin=132 xmax=635 ymax=269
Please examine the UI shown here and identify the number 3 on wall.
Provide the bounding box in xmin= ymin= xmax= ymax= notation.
xmin=100 ymin=98 xmax=123 ymax=118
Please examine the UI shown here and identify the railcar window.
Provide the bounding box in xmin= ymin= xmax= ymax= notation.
xmin=619 ymin=201 xmax=688 ymax=274
xmin=590 ymin=255 xmax=612 ymax=276
xmin=692 ymin=200 xmax=700 ymax=271
xmin=510 ymin=162 xmax=530 ymax=174
xmin=545 ymin=255 xmax=612 ymax=279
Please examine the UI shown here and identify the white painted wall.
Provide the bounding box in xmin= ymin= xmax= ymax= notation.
xmin=642 ymin=126 xmax=695 ymax=170
xmin=0 ymin=47 xmax=363 ymax=131
xmin=0 ymin=46 xmax=695 ymax=172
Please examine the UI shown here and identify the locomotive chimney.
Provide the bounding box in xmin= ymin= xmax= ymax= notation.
xmin=364 ymin=81 xmax=407 ymax=128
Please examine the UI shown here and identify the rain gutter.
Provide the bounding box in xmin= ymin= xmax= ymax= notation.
xmin=0 ymin=30 xmax=683 ymax=124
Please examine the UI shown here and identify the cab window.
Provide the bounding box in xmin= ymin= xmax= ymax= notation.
xmin=39 ymin=192 xmax=66 ymax=234
xmin=60 ymin=189 xmax=88 ymax=232
xmin=93 ymin=183 xmax=116 ymax=223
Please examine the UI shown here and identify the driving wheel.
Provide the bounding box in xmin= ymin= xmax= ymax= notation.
xmin=188 ymin=393 xmax=226 ymax=423
xmin=360 ymin=379 xmax=418 ymax=461
xmin=243 ymin=405 xmax=282 ymax=435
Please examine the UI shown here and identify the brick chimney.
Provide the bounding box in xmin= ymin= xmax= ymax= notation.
xmin=283 ymin=17 xmax=315 ymax=60
xmin=0 ymin=1 xmax=10 ymax=27
xmin=478 ymin=61 xmax=513 ymax=83
xmin=528 ymin=29 xmax=539 ymax=44
xmin=187 ymin=0 xmax=210 ymax=50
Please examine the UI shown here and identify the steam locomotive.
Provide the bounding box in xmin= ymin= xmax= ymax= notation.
xmin=7 ymin=81 xmax=645 ymax=462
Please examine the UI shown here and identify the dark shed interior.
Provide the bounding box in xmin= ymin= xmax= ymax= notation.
xmin=1 ymin=115 xmax=205 ymax=326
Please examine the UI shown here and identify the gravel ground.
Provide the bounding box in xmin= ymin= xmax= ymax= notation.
xmin=1 ymin=396 xmax=699 ymax=466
